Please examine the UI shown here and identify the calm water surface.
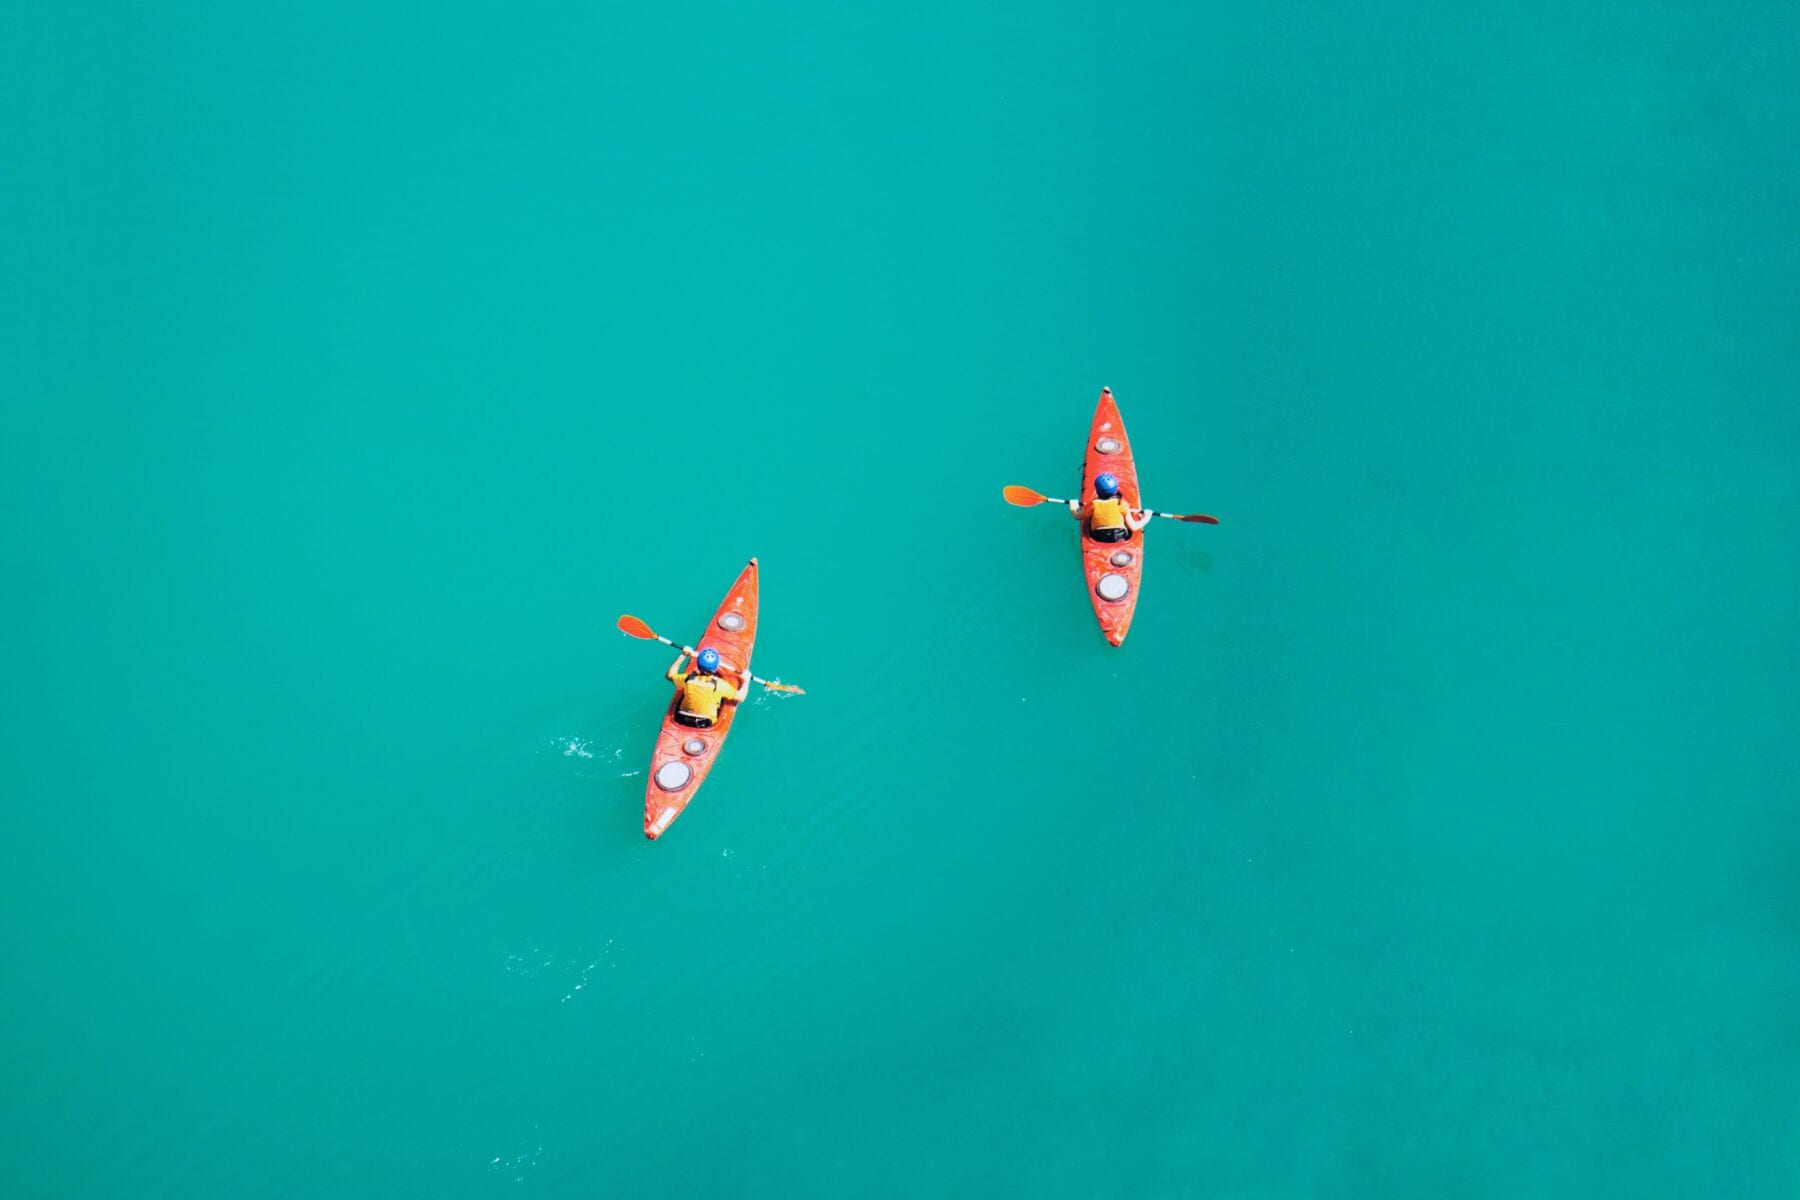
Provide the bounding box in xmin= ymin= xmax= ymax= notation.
xmin=4 ymin=2 xmax=1798 ymax=1196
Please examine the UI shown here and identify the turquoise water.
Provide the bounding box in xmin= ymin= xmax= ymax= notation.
xmin=6 ymin=2 xmax=1799 ymax=1195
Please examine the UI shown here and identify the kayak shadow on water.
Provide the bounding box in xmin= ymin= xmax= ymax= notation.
xmin=1171 ymin=543 xmax=1214 ymax=574
xmin=537 ymin=698 xmax=668 ymax=856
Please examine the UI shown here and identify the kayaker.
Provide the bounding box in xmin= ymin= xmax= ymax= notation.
xmin=666 ymin=646 xmax=749 ymax=729
xmin=1069 ymin=472 xmax=1148 ymax=543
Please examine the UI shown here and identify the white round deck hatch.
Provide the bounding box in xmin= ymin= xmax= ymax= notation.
xmin=1110 ymin=550 xmax=1134 ymax=567
xmin=717 ymin=612 xmax=746 ymax=632
xmin=681 ymin=738 xmax=706 ymax=757
xmin=654 ymin=761 xmax=693 ymax=791
xmin=1095 ymin=573 xmax=1130 ymax=602
xmin=1095 ymin=437 xmax=1122 ymax=454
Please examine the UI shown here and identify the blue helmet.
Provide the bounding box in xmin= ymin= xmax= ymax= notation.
xmin=696 ymin=647 xmax=722 ymax=673
xmin=1095 ymin=472 xmax=1121 ymax=498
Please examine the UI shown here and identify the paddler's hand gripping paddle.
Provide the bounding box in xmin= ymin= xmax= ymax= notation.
xmin=616 ymin=616 xmax=806 ymax=695
xmin=1002 ymin=485 xmax=1219 ymax=525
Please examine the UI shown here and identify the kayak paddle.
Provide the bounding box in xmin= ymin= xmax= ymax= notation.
xmin=1002 ymin=484 xmax=1219 ymax=524
xmin=616 ymin=615 xmax=806 ymax=694
xmin=1002 ymin=484 xmax=1074 ymax=506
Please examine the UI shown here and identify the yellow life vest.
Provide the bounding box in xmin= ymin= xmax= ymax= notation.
xmin=679 ymin=674 xmax=729 ymax=720
xmin=1090 ymin=496 xmax=1127 ymax=531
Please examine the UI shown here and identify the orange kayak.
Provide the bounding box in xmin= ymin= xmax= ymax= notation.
xmin=1081 ymin=387 xmax=1143 ymax=646
xmin=643 ymin=558 xmax=759 ymax=840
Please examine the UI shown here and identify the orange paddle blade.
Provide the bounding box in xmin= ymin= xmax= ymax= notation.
xmin=1180 ymin=513 xmax=1220 ymax=525
xmin=1003 ymin=485 xmax=1048 ymax=507
xmin=616 ymin=615 xmax=656 ymax=639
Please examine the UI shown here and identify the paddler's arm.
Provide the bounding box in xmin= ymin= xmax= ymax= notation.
xmin=1067 ymin=498 xmax=1089 ymax=521
xmin=666 ymin=653 xmax=688 ymax=683
xmin=1125 ymin=507 xmax=1151 ymax=532
xmin=728 ymin=672 xmax=752 ymax=702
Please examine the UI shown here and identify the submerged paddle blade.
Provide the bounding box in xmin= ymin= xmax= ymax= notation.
xmin=762 ymin=681 xmax=806 ymax=695
xmin=616 ymin=615 xmax=657 ymax=639
xmin=1003 ymin=485 xmax=1048 ymax=507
